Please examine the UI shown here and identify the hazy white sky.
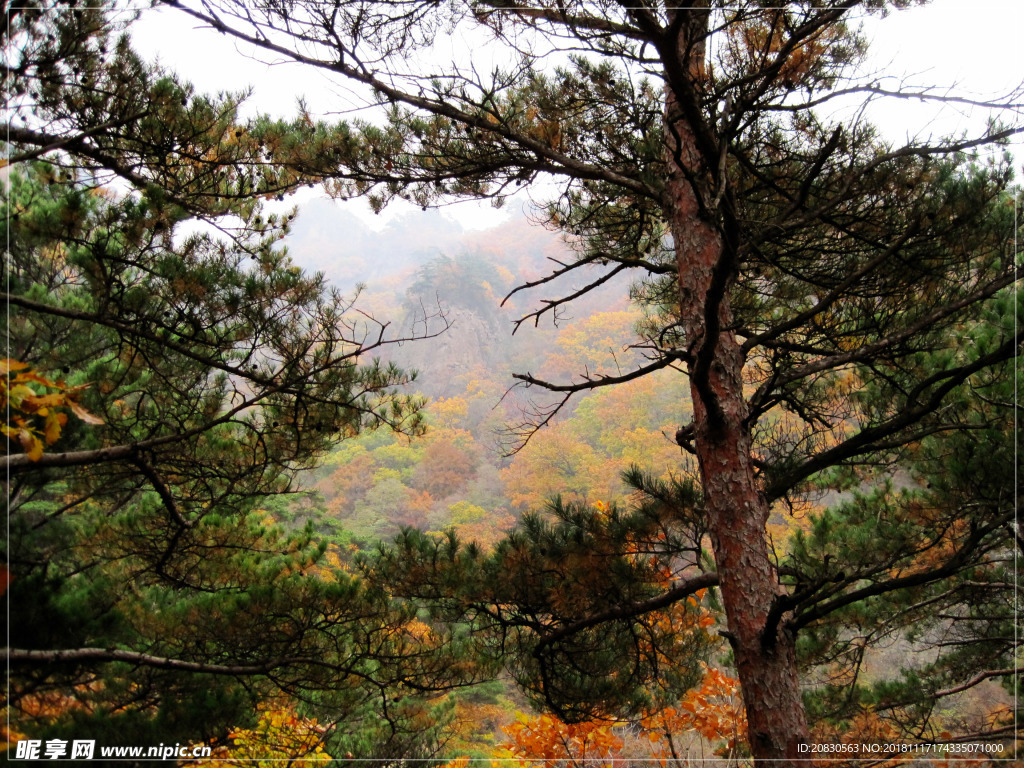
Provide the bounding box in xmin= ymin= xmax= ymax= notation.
xmin=129 ymin=0 xmax=1023 ymax=230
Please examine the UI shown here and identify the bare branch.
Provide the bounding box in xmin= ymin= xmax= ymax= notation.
xmin=930 ymin=667 xmax=1022 ymax=699
xmin=763 ymin=82 xmax=1024 ymax=115
xmin=512 ymin=352 xmax=688 ymax=395
xmin=787 ymin=513 xmax=1010 ymax=631
xmin=6 ymin=647 xmax=299 ymax=676
xmin=510 ymin=263 xmax=630 ymax=333
xmin=771 ymin=267 xmax=1021 ymax=390
xmin=477 ymin=0 xmax=649 ymax=40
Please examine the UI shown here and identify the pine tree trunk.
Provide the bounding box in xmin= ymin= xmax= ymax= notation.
xmin=667 ymin=145 xmax=810 ymax=765
xmin=695 ymin=390 xmax=809 ymax=764
xmin=663 ymin=11 xmax=810 ymax=764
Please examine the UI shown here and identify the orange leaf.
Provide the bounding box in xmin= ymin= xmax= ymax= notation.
xmin=1 ymin=359 xmax=30 ymax=374
xmin=68 ymin=400 xmax=105 ymax=425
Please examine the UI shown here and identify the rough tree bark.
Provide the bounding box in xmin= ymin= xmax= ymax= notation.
xmin=145 ymin=0 xmax=1022 ymax=760
xmin=663 ymin=9 xmax=809 ymax=762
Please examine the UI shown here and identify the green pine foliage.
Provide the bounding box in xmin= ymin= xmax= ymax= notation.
xmin=6 ymin=0 xmax=1022 ymax=760
xmin=3 ymin=5 xmax=464 ymax=758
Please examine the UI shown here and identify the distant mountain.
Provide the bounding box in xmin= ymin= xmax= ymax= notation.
xmin=283 ymin=198 xmax=472 ymax=289
xmin=283 ymin=198 xmax=639 ymax=399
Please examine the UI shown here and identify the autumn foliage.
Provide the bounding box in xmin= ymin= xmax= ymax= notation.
xmin=184 ymin=706 xmax=329 ymax=767
xmin=7 ymin=0 xmax=1021 ymax=763
xmin=1 ymin=359 xmax=102 ymax=461
xmin=439 ymin=666 xmax=746 ymax=768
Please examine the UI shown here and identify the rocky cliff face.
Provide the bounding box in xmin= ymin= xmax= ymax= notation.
xmin=283 ymin=204 xmax=635 ymax=400
xmin=388 ymin=304 xmax=506 ymax=398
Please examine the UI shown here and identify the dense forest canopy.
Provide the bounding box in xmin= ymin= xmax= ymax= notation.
xmin=3 ymin=0 xmax=1022 ymax=765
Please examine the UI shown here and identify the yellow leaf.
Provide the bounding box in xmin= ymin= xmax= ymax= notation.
xmin=43 ymin=412 xmax=67 ymax=445
xmin=14 ymin=370 xmax=59 ymax=388
xmin=21 ymin=431 xmax=44 ymax=461
xmin=1 ymin=359 xmax=29 ymax=374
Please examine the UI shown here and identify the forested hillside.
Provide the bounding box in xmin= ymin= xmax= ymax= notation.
xmin=295 ymin=242 xmax=691 ymax=545
xmin=5 ymin=1 xmax=1021 ymax=766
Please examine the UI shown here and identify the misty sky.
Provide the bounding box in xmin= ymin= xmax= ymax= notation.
xmin=128 ymin=0 xmax=1023 ymax=233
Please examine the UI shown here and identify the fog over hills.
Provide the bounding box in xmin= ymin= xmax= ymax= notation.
xmin=283 ymin=198 xmax=470 ymax=289
xmin=282 ymin=198 xmax=639 ymax=399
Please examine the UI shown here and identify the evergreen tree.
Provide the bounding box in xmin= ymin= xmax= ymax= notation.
xmin=160 ymin=0 xmax=1023 ymax=761
xmin=790 ymin=306 xmax=1021 ymax=744
xmin=370 ymin=488 xmax=718 ymax=724
xmin=3 ymin=4 xmax=474 ymax=759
